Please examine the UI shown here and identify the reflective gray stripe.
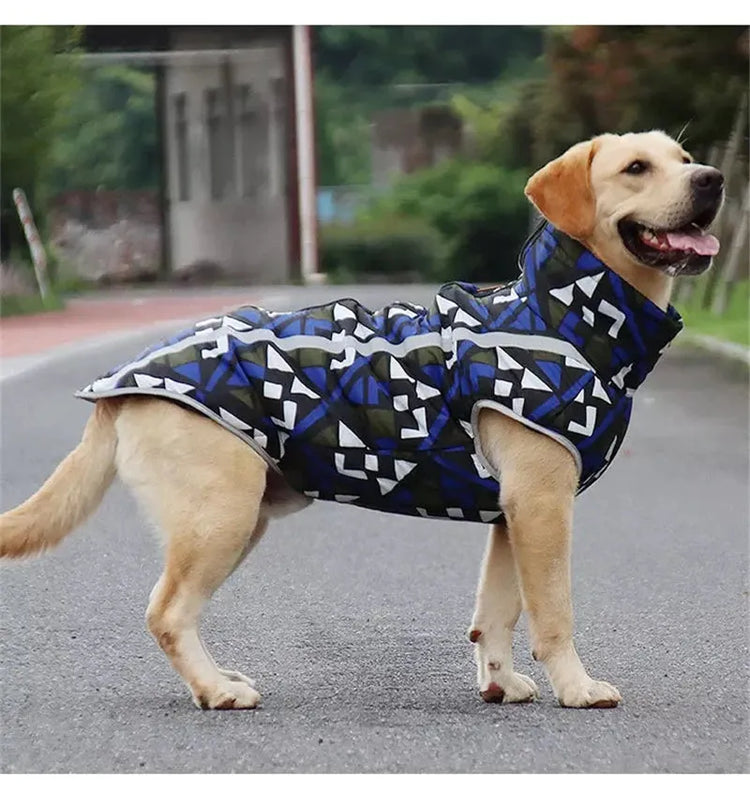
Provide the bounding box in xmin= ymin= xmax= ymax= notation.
xmin=87 ymin=321 xmax=595 ymax=390
xmin=464 ymin=330 xmax=593 ymax=368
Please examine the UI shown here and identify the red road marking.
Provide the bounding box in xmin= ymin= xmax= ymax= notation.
xmin=0 ymin=293 xmax=255 ymax=359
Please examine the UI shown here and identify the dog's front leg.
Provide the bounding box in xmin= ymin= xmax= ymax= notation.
xmin=468 ymin=520 xmax=539 ymax=703
xmin=478 ymin=410 xmax=622 ymax=708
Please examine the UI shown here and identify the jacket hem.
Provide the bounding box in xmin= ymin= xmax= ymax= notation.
xmin=470 ymin=399 xmax=583 ymax=482
xmin=75 ymin=387 xmax=282 ymax=475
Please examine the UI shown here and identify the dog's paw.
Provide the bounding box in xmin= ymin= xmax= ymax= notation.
xmin=192 ymin=679 xmax=261 ymax=710
xmin=556 ymin=677 xmax=621 ymax=709
xmin=480 ymin=671 xmax=539 ymax=704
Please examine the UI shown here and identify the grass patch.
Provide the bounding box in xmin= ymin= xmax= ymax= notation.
xmin=0 ymin=291 xmax=65 ymax=318
xmin=679 ymin=279 xmax=749 ymax=346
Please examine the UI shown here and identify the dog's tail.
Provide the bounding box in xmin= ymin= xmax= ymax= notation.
xmin=0 ymin=400 xmax=119 ymax=559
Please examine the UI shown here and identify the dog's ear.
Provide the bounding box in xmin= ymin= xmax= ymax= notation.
xmin=525 ymin=140 xmax=599 ymax=239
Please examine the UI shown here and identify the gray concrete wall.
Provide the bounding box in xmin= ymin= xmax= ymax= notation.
xmin=164 ymin=31 xmax=291 ymax=282
xmin=371 ymin=107 xmax=464 ymax=188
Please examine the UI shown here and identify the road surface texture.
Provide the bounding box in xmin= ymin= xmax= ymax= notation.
xmin=1 ymin=285 xmax=748 ymax=773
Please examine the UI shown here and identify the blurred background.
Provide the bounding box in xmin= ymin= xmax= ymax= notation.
xmin=1 ymin=25 xmax=748 ymax=343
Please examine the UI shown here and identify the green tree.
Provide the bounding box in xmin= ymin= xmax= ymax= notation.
xmin=313 ymin=26 xmax=546 ymax=186
xmin=49 ymin=65 xmax=158 ymax=193
xmin=504 ymin=26 xmax=749 ymax=167
xmin=0 ymin=25 xmax=81 ymax=258
xmin=314 ymin=26 xmax=544 ymax=87
xmin=315 ymin=75 xmax=371 ymax=186
xmin=365 ymin=158 xmax=529 ymax=282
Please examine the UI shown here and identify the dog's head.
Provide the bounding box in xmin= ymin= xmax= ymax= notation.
xmin=525 ymin=131 xmax=724 ymax=278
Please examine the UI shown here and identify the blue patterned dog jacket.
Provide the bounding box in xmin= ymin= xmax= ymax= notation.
xmin=78 ymin=223 xmax=683 ymax=523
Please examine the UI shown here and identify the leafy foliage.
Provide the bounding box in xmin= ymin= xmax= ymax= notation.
xmin=0 ymin=25 xmax=81 ymax=258
xmin=681 ymin=281 xmax=749 ymax=346
xmin=320 ymin=217 xmax=444 ymax=282
xmin=492 ymin=26 xmax=750 ymax=167
xmin=314 ymin=77 xmax=372 ymax=186
xmin=313 ymin=26 xmax=545 ymax=186
xmin=313 ymin=26 xmax=544 ymax=88
xmin=364 ymin=159 xmax=530 ymax=283
xmin=49 ymin=65 xmax=158 ymax=193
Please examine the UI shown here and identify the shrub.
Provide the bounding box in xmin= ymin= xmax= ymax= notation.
xmin=363 ymin=159 xmax=530 ymax=283
xmin=320 ymin=217 xmax=444 ymax=283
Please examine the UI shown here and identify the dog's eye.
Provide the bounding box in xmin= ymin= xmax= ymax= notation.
xmin=623 ymin=160 xmax=649 ymax=175
xmin=682 ymin=156 xmax=692 ymax=164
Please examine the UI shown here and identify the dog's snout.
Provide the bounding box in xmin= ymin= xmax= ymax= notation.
xmin=691 ymin=167 xmax=724 ymax=196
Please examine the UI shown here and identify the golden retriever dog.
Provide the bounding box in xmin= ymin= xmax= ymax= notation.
xmin=0 ymin=131 xmax=724 ymax=711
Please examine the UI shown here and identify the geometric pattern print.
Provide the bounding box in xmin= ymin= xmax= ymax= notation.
xmin=77 ymin=222 xmax=683 ymax=523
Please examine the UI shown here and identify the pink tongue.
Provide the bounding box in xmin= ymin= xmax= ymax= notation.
xmin=665 ymin=231 xmax=720 ymax=256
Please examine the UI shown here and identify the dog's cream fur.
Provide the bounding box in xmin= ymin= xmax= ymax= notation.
xmin=0 ymin=131 xmax=719 ymax=710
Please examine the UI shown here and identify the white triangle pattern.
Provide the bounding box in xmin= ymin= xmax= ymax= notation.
xmin=454 ymin=308 xmax=481 ymax=327
xmin=354 ymin=322 xmax=374 ymax=339
xmin=576 ymin=273 xmax=604 ymax=297
xmin=388 ymin=305 xmax=419 ymax=319
xmin=496 ymin=347 xmax=523 ymax=371
xmin=521 ymin=368 xmax=551 ymax=392
xmin=134 ymin=373 xmax=164 ymax=389
xmin=550 ymin=283 xmax=575 ymax=306
xmin=339 ymin=422 xmax=366 ymax=448
xmin=394 ymin=459 xmax=417 ymax=480
xmin=164 ymin=378 xmax=195 ymax=395
xmin=334 ymin=302 xmax=356 ymax=321
xmin=267 ymin=346 xmax=294 ymax=373
xmin=378 ymin=478 xmax=397 ymax=495
xmin=291 ymin=376 xmax=320 ymax=399
xmin=218 ymin=406 xmax=252 ymax=430
xmin=415 ymin=381 xmax=440 ymax=400
xmin=389 ymin=357 xmax=414 ymax=382
xmin=436 ymin=295 xmax=457 ymax=314
xmin=591 ymin=376 xmax=610 ymax=402
xmin=222 ymin=315 xmax=253 ymax=331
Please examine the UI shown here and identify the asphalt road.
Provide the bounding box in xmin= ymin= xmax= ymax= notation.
xmin=1 ymin=285 xmax=748 ymax=773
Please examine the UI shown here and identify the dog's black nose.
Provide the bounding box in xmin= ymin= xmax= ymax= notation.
xmin=692 ymin=168 xmax=724 ymax=195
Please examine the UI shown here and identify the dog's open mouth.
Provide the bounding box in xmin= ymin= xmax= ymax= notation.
xmin=618 ymin=210 xmax=720 ymax=276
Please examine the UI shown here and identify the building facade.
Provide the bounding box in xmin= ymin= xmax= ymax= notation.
xmin=84 ymin=26 xmax=316 ymax=284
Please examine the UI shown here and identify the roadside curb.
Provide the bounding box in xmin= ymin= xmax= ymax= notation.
xmin=680 ymin=331 xmax=750 ymax=369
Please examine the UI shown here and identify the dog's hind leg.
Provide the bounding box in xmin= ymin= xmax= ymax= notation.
xmin=468 ymin=521 xmax=539 ymax=704
xmin=115 ymin=398 xmax=270 ymax=709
